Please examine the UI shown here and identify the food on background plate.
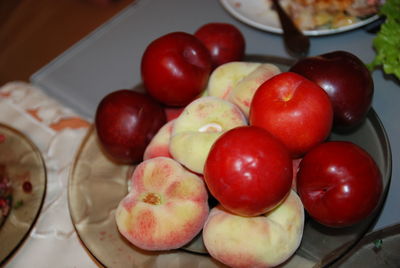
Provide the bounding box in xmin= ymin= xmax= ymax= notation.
xmin=0 ymin=165 xmax=12 ymax=227
xmin=279 ymin=0 xmax=383 ymax=30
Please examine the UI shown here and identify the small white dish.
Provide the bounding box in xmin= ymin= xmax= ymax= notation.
xmin=220 ymin=0 xmax=380 ymax=36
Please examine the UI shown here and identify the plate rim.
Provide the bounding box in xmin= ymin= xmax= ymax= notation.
xmin=219 ymin=0 xmax=381 ymax=36
xmin=0 ymin=122 xmax=47 ymax=266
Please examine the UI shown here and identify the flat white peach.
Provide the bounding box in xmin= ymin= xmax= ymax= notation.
xmin=206 ymin=61 xmax=280 ymax=116
xmin=169 ymin=96 xmax=247 ymax=174
xmin=206 ymin=62 xmax=261 ymax=99
xmin=203 ymin=190 xmax=304 ymax=268
xmin=115 ymin=157 xmax=209 ymax=251
xmin=143 ymin=120 xmax=175 ymax=160
xmin=228 ymin=63 xmax=280 ymax=116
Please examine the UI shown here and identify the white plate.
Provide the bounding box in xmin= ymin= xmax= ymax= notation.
xmin=220 ymin=0 xmax=380 ymax=36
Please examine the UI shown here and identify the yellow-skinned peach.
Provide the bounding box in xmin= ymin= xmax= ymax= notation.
xmin=228 ymin=63 xmax=280 ymax=116
xmin=206 ymin=62 xmax=280 ymax=116
xmin=143 ymin=120 xmax=175 ymax=160
xmin=203 ymin=190 xmax=304 ymax=268
xmin=206 ymin=61 xmax=260 ymax=99
xmin=169 ymin=96 xmax=247 ymax=174
xmin=115 ymin=157 xmax=209 ymax=251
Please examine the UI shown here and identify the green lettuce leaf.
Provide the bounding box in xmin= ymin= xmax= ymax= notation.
xmin=368 ymin=0 xmax=400 ymax=80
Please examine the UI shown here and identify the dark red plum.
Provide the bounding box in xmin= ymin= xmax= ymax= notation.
xmin=95 ymin=89 xmax=166 ymax=164
xmin=195 ymin=22 xmax=245 ymax=70
xmin=290 ymin=51 xmax=373 ymax=129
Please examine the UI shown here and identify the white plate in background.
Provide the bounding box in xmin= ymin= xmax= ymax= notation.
xmin=220 ymin=0 xmax=380 ymax=36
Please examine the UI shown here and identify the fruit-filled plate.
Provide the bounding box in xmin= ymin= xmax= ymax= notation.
xmin=68 ymin=55 xmax=391 ymax=268
xmin=0 ymin=123 xmax=46 ymax=265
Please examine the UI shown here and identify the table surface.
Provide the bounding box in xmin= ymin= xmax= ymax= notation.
xmin=2 ymin=0 xmax=400 ymax=267
xmin=0 ymin=0 xmax=135 ymax=84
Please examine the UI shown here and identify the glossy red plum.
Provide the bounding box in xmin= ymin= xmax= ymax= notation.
xmin=141 ymin=32 xmax=212 ymax=106
xmin=194 ymin=22 xmax=245 ymax=69
xmin=297 ymin=141 xmax=382 ymax=227
xmin=249 ymin=72 xmax=333 ymax=158
xmin=95 ymin=89 xmax=166 ymax=164
xmin=204 ymin=126 xmax=292 ymax=217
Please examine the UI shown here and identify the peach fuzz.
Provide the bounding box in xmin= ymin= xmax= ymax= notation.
xmin=169 ymin=96 xmax=247 ymax=174
xmin=206 ymin=61 xmax=280 ymax=116
xmin=202 ymin=190 xmax=304 ymax=268
xmin=228 ymin=63 xmax=280 ymax=116
xmin=206 ymin=61 xmax=261 ymax=99
xmin=143 ymin=120 xmax=175 ymax=160
xmin=115 ymin=157 xmax=209 ymax=251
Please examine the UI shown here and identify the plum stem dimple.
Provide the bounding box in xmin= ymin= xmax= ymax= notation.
xmin=142 ymin=192 xmax=162 ymax=205
xmin=282 ymin=93 xmax=293 ymax=102
xmin=198 ymin=123 xmax=223 ymax=133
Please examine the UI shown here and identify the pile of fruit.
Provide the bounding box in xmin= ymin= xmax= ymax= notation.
xmin=94 ymin=23 xmax=383 ymax=267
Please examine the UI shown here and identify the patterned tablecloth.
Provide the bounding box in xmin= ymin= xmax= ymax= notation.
xmin=0 ymin=81 xmax=97 ymax=268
